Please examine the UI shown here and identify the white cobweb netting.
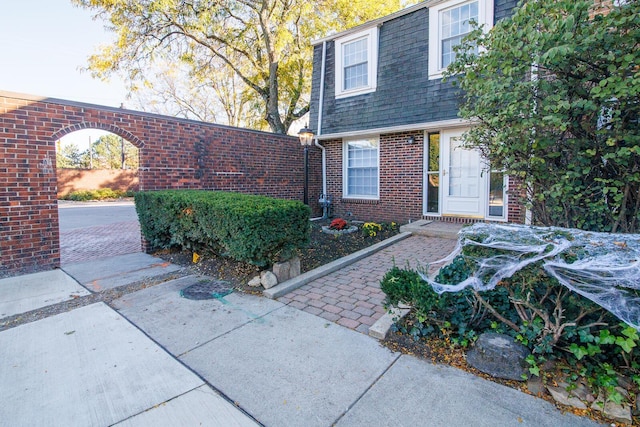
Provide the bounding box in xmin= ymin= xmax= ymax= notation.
xmin=418 ymin=223 xmax=640 ymax=330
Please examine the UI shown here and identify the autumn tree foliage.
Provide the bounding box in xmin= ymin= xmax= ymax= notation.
xmin=74 ymin=0 xmax=414 ymax=133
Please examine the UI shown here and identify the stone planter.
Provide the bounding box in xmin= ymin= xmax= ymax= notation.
xmin=321 ymin=225 xmax=358 ymax=235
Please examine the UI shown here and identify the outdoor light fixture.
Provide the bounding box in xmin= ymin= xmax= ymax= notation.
xmin=298 ymin=125 xmax=314 ymax=147
xmin=298 ymin=125 xmax=315 ymax=205
xmin=407 ymin=136 xmax=415 ymax=144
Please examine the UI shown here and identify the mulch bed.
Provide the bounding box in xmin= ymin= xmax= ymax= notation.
xmin=154 ymin=219 xmax=400 ymax=293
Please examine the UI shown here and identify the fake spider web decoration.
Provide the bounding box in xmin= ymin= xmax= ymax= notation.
xmin=419 ymin=223 xmax=640 ymax=330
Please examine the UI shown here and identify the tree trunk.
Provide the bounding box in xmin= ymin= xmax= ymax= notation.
xmin=264 ymin=62 xmax=286 ymax=134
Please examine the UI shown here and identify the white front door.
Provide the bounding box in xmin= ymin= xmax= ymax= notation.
xmin=441 ymin=128 xmax=485 ymax=218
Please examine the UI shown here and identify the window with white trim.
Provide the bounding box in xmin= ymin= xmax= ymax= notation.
xmin=335 ymin=28 xmax=378 ymax=98
xmin=428 ymin=0 xmax=493 ymax=79
xmin=343 ymin=137 xmax=379 ymax=199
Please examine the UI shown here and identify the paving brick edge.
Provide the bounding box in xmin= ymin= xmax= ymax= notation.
xmin=263 ymin=232 xmax=412 ymax=299
xmin=368 ymin=305 xmax=411 ymax=340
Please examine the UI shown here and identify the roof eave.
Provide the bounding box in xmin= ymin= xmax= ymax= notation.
xmin=311 ymin=1 xmax=434 ymax=46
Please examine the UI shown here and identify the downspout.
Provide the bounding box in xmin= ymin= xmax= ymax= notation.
xmin=315 ymin=41 xmax=328 ymax=218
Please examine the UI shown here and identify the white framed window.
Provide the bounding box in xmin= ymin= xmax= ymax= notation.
xmin=343 ymin=137 xmax=379 ymax=199
xmin=335 ymin=28 xmax=378 ymax=98
xmin=428 ymin=0 xmax=493 ymax=79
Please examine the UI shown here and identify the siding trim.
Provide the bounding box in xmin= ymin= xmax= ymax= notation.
xmin=312 ymin=2 xmax=431 ymax=45
xmin=317 ymin=118 xmax=472 ymax=140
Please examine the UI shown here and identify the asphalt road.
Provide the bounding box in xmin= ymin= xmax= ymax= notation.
xmin=58 ymin=201 xmax=138 ymax=232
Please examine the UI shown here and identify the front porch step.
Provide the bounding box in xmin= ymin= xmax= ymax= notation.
xmin=399 ymin=220 xmax=463 ymax=240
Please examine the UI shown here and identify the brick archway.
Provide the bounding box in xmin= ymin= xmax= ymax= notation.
xmin=52 ymin=122 xmax=146 ymax=149
xmin=1 ymin=91 xmax=322 ymax=277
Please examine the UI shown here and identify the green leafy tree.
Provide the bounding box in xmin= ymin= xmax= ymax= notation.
xmin=446 ymin=0 xmax=640 ymax=232
xmin=73 ymin=0 xmax=414 ymax=133
xmin=56 ymin=141 xmax=89 ymax=169
xmin=90 ymin=134 xmax=139 ymax=169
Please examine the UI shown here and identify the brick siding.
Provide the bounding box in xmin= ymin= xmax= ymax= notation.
xmin=323 ymin=131 xmax=524 ymax=224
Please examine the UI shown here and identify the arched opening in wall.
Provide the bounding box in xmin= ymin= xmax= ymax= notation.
xmin=55 ymin=128 xmax=142 ymax=266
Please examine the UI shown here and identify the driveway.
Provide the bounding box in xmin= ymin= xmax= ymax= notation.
xmin=58 ymin=200 xmax=141 ymax=265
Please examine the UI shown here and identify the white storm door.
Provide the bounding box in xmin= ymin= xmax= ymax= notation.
xmin=441 ymin=128 xmax=485 ymax=217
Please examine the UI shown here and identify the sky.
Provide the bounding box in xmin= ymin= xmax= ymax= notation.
xmin=0 ymin=0 xmax=306 ymax=148
xmin=1 ymin=0 xmax=129 ymax=106
xmin=1 ymin=0 xmax=130 ymax=149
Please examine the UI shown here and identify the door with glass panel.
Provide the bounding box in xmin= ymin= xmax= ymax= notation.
xmin=440 ymin=128 xmax=484 ymax=217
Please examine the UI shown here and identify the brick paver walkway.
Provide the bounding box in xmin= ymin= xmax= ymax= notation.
xmin=278 ymin=236 xmax=457 ymax=334
xmin=60 ymin=221 xmax=141 ymax=265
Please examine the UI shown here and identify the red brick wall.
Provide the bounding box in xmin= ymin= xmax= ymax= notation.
xmin=324 ymin=131 xmax=425 ymax=223
xmin=1 ymin=92 xmax=321 ymax=277
xmin=57 ymin=169 xmax=139 ymax=197
xmin=506 ymin=176 xmax=527 ymax=225
xmin=323 ymin=131 xmax=525 ymax=224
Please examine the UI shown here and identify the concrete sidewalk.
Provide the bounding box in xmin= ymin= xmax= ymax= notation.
xmin=0 ymin=252 xmax=601 ymax=426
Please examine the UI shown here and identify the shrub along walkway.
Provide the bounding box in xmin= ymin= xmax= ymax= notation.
xmin=277 ymin=235 xmax=457 ymax=334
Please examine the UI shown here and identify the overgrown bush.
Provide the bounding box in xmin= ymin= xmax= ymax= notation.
xmin=134 ymin=190 xmax=310 ymax=267
xmin=381 ymin=247 xmax=640 ymax=403
xmin=446 ymin=0 xmax=640 ymax=232
xmin=381 ymin=263 xmax=512 ymax=347
xmin=61 ymin=188 xmax=134 ymax=201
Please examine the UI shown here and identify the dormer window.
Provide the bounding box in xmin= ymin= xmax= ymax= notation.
xmin=335 ymin=28 xmax=378 ymax=98
xmin=429 ymin=0 xmax=493 ymax=79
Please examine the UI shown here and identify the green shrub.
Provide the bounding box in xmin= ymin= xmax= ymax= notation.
xmin=381 ymin=261 xmax=515 ymax=345
xmin=61 ymin=188 xmax=134 ymax=201
xmin=134 ymin=190 xmax=311 ymax=267
xmin=381 ymin=253 xmax=640 ymax=404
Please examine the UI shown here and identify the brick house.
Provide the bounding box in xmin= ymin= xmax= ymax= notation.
xmin=308 ymin=0 xmax=523 ymax=224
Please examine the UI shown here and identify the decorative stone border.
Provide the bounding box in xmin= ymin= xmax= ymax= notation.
xmin=321 ymin=225 xmax=358 ymax=235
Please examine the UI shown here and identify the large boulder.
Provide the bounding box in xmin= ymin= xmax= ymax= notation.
xmin=466 ymin=332 xmax=530 ymax=381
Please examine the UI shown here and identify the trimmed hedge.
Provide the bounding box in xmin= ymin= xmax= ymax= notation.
xmin=134 ymin=190 xmax=311 ymax=266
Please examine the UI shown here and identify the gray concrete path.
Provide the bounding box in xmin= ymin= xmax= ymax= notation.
xmin=0 ymin=269 xmax=90 ymax=318
xmin=0 ymin=239 xmax=602 ymax=426
xmin=0 ymin=301 xmax=257 ymax=427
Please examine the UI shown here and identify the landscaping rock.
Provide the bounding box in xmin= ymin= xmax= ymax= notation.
xmin=617 ymin=374 xmax=634 ymax=392
xmin=272 ymin=256 xmax=301 ymax=283
xmin=568 ymin=380 xmax=595 ymax=403
xmin=248 ymin=276 xmax=262 ymax=287
xmin=546 ymin=385 xmax=588 ymax=409
xmin=260 ymin=271 xmax=278 ymax=289
xmin=526 ymin=375 xmax=545 ymax=396
xmin=591 ymin=392 xmax=633 ymax=424
xmin=465 ymin=333 xmax=530 ymax=381
xmin=289 ymin=256 xmax=301 ymax=278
